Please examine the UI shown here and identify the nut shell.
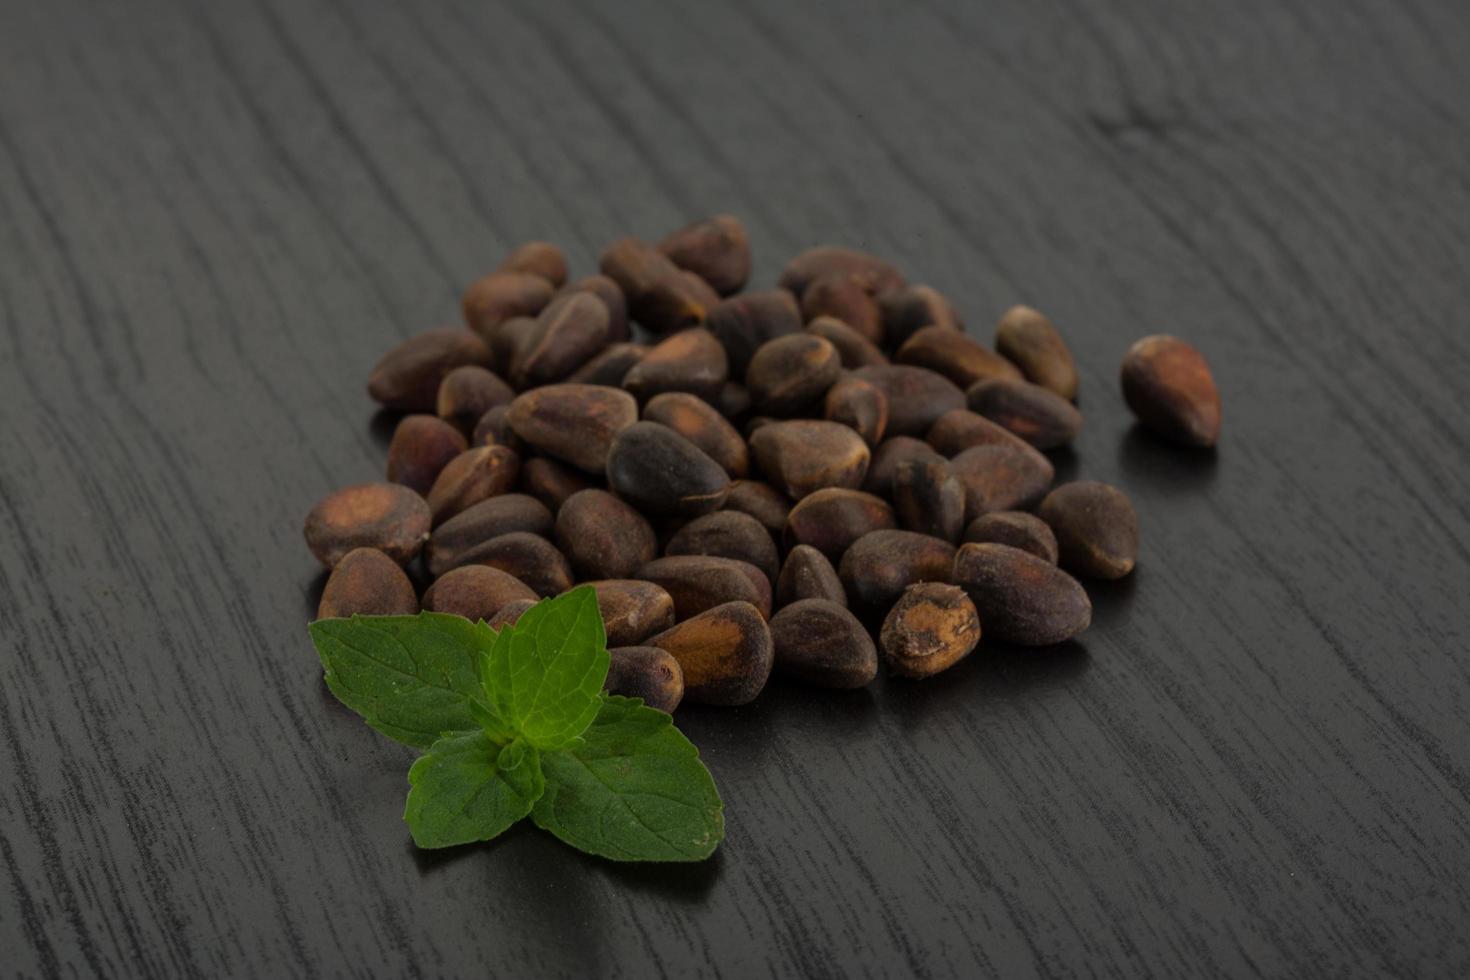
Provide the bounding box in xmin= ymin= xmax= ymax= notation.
xmin=996 ymin=305 xmax=1077 ymax=400
xmin=966 ymin=378 xmax=1083 ymax=450
xmin=880 ymin=583 xmax=980 ymax=679
xmin=962 ymin=511 xmax=1059 ymax=565
xmin=317 ymin=548 xmax=420 ymax=619
xmin=748 ymin=420 xmax=870 ymax=500
xmin=555 ymin=489 xmax=659 ymax=581
xmin=1037 ymin=481 xmax=1139 ymax=580
xmin=850 ymin=365 xmax=965 ymax=437
xmin=657 ymin=214 xmax=751 ymax=296
xmin=839 ymin=529 xmax=956 ymax=610
xmin=783 ymin=488 xmax=895 ymax=561
xmin=605 ymin=646 xmax=685 ymax=712
xmin=585 ymin=580 xmax=677 ymax=647
xmin=367 ymin=328 xmax=493 ymax=413
xmin=422 ymin=565 xmax=539 ymax=622
xmin=386 ymin=415 xmax=468 ymax=496
xmin=637 ymin=555 xmax=773 ymax=621
xmin=769 ymin=599 xmax=877 ymax=689
xmin=427 ymin=494 xmax=554 ymax=577
xmin=952 ymin=542 xmax=1091 ymax=646
xmin=425 ymin=446 xmax=521 ymax=525
xmin=606 ymin=422 xmax=731 ymax=517
xmin=648 ymin=601 xmax=773 ymax=706
xmin=304 ymin=483 xmax=431 ymax=568
xmin=775 ymin=544 xmax=847 ymax=609
xmin=506 ymin=384 xmax=639 ymax=474
xmin=1121 ymin=335 xmax=1221 ymax=447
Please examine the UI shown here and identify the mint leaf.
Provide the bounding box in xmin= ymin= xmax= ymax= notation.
xmin=533 ymin=696 xmax=724 ymax=862
xmin=479 ymin=587 xmax=609 ymax=751
xmin=309 ymin=613 xmax=489 ymax=748
xmin=404 ymin=732 xmax=544 ymax=849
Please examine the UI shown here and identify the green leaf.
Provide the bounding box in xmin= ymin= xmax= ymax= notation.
xmin=309 ymin=613 xmax=493 ymax=748
xmin=404 ymin=732 xmax=544 ymax=849
xmin=533 ymin=696 xmax=724 ymax=862
xmin=479 ymin=587 xmax=609 ymax=751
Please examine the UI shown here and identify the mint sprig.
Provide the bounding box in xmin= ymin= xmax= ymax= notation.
xmin=308 ymin=586 xmax=724 ymax=861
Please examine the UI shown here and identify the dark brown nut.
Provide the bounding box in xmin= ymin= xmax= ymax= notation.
xmin=304 ymin=483 xmax=431 ymax=568
xmin=722 ymin=480 xmax=793 ymax=536
xmin=454 ymin=532 xmax=573 ymax=597
xmin=1121 ymin=335 xmax=1221 ymax=447
xmin=367 ymin=327 xmax=493 ymax=413
xmin=862 ymin=436 xmax=946 ymax=497
xmin=749 ymin=420 xmax=870 ymax=500
xmin=585 ymin=579 xmax=676 ymax=647
xmin=637 ymin=555 xmax=772 ymax=621
xmin=925 ymin=408 xmax=1035 ymax=457
xmin=850 ymin=365 xmax=965 ymax=437
xmin=422 ymin=565 xmax=539 ymax=622
xmin=769 ymin=599 xmax=877 ymax=689
xmin=518 ymin=457 xmax=593 ymax=513
xmin=952 ymin=543 xmax=1091 ymax=645
xmin=950 ymin=443 xmax=1055 ymax=521
xmin=426 ymin=494 xmax=554 ymax=577
xmin=605 ymin=646 xmax=685 ymax=712
xmin=555 ymin=489 xmax=658 ymax=580
xmin=665 ymin=511 xmax=779 ymax=585
xmin=386 ymin=415 xmax=468 ymax=496
xmin=461 ymin=272 xmax=556 ymax=340
xmin=645 ymin=392 xmax=749 ymax=479
xmin=705 ymin=289 xmax=803 ymax=375
xmin=783 ymin=488 xmax=895 ymax=561
xmin=963 ymin=511 xmax=1058 ymax=564
xmin=805 ymin=315 xmax=889 ymax=369
xmin=799 ymin=275 xmax=883 ymax=344
xmin=510 ymin=292 xmax=610 ymax=389
xmin=996 ymin=305 xmax=1077 ymax=400
xmin=1037 ymin=481 xmax=1139 ymax=580
xmin=597 ymin=236 xmax=676 ymax=302
xmin=648 ymin=601 xmax=773 ymax=706
xmin=486 ymin=315 xmax=536 ymax=372
xmin=599 ymin=238 xmax=712 ymax=334
xmin=425 ymin=445 xmax=521 ymax=525
xmin=566 ymin=343 xmax=647 ymax=387
xmin=436 ymin=365 xmax=515 ymax=435
xmin=823 ymin=377 xmax=888 ymax=447
xmin=622 ymin=327 xmax=728 ymax=403
xmin=743 ymin=416 xmax=777 ymax=438
xmin=775 ymin=544 xmax=846 ymax=608
xmin=634 ymin=273 xmax=714 ymax=335
xmin=496 ymin=241 xmax=567 ymax=288
xmin=471 ymin=404 xmax=522 ymax=449
xmin=606 ymin=422 xmax=730 ymax=518
xmin=876 ymin=284 xmax=963 ymax=350
xmin=563 ymin=274 xmax=630 ymax=343
xmin=880 ymin=583 xmax=980 ymax=679
xmin=966 ymin=378 xmax=1084 ymax=450
xmin=893 ymin=459 xmax=964 ymax=542
xmin=896 ymin=325 xmax=1023 ymax=389
xmin=486 ymin=598 xmax=536 ymax=631
xmin=746 ymin=334 xmax=842 ymax=416
xmin=317 ymin=547 xmax=419 ymax=619
xmin=839 ymin=529 xmax=955 ymax=609
xmin=506 ymin=383 xmax=638 ymax=474
xmin=778 ymin=246 xmax=904 ymax=298
xmin=717 ymin=382 xmax=752 ymax=423
xmin=657 ymin=214 xmax=751 ymax=295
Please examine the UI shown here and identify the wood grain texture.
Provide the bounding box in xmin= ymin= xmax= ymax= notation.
xmin=2 ymin=0 xmax=1469 ymax=976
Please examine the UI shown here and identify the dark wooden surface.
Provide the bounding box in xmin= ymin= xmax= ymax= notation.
xmin=3 ymin=0 xmax=1469 ymax=976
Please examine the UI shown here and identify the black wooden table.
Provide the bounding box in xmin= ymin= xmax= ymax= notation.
xmin=3 ymin=0 xmax=1468 ymax=976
